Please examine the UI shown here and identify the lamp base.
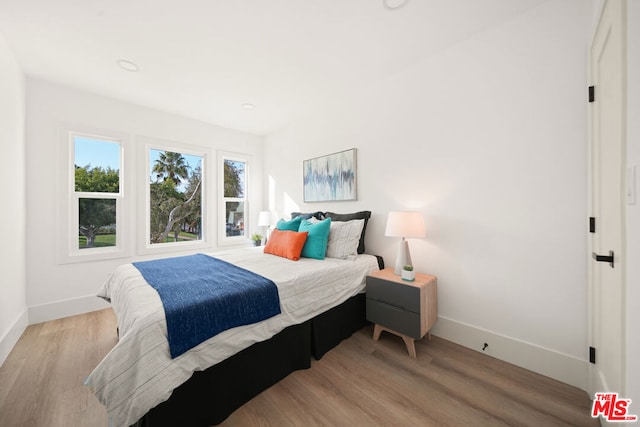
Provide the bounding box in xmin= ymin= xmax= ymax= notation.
xmin=394 ymin=239 xmax=413 ymax=275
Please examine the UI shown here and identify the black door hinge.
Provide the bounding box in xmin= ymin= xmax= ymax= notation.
xmin=589 ymin=217 xmax=596 ymax=233
xmin=589 ymin=346 xmax=596 ymax=364
xmin=589 ymin=86 xmax=595 ymax=103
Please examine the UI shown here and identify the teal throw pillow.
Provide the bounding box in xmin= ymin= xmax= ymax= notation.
xmin=276 ymin=216 xmax=303 ymax=231
xmin=298 ymin=218 xmax=332 ymax=260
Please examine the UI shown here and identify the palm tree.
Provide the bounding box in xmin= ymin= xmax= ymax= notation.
xmin=153 ymin=151 xmax=189 ymax=186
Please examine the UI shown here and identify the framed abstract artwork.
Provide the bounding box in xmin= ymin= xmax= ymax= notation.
xmin=303 ymin=148 xmax=357 ymax=202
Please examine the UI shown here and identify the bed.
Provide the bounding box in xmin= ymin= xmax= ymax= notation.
xmin=86 ymin=211 xmax=381 ymax=426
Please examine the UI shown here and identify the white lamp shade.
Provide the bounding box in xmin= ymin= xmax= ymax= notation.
xmin=258 ymin=211 xmax=271 ymax=227
xmin=385 ymin=211 xmax=426 ymax=238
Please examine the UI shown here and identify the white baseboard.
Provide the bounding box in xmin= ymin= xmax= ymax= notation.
xmin=28 ymin=294 xmax=110 ymax=325
xmin=0 ymin=309 xmax=28 ymax=367
xmin=430 ymin=316 xmax=588 ymax=391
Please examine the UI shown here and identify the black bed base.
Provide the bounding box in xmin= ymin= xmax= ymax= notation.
xmin=135 ymin=293 xmax=369 ymax=427
xmin=137 ymin=320 xmax=312 ymax=427
xmin=311 ymin=292 xmax=368 ymax=360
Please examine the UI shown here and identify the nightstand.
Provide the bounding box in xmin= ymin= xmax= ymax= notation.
xmin=366 ymin=268 xmax=437 ymax=357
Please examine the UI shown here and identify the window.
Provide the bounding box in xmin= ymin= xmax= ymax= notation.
xmin=58 ymin=127 xmax=128 ymax=263
xmin=138 ymin=137 xmax=210 ymax=255
xmin=219 ymin=152 xmax=249 ymax=245
xmin=74 ymin=136 xmax=120 ymax=249
xmin=148 ymin=148 xmax=203 ymax=245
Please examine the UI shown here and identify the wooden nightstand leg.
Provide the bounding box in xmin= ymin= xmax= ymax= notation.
xmin=402 ymin=336 xmax=417 ymax=358
xmin=373 ymin=324 xmax=383 ymax=341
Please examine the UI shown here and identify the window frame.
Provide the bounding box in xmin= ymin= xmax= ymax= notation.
xmin=57 ymin=125 xmax=130 ymax=264
xmin=218 ymin=151 xmax=251 ymax=246
xmin=137 ymin=136 xmax=212 ymax=256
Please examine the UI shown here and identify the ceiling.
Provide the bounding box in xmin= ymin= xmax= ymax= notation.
xmin=0 ymin=0 xmax=548 ymax=135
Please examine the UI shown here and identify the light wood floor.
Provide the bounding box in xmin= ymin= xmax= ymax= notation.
xmin=0 ymin=308 xmax=598 ymax=427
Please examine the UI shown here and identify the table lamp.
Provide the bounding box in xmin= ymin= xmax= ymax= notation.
xmin=258 ymin=211 xmax=271 ymax=243
xmin=385 ymin=211 xmax=426 ymax=275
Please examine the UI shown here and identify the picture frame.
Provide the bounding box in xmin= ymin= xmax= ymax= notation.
xmin=303 ymin=148 xmax=357 ymax=202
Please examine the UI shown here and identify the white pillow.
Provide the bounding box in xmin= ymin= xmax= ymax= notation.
xmin=325 ymin=219 xmax=364 ymax=259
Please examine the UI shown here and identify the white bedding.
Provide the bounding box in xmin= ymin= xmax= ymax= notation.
xmin=85 ymin=247 xmax=379 ymax=427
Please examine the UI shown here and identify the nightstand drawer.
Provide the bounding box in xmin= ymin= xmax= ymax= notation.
xmin=366 ymin=276 xmax=420 ymax=313
xmin=366 ymin=299 xmax=421 ymax=339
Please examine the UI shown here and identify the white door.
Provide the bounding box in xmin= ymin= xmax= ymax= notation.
xmin=588 ymin=0 xmax=627 ymax=400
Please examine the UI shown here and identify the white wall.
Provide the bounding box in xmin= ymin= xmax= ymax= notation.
xmin=625 ymin=0 xmax=639 ymax=407
xmin=264 ymin=0 xmax=591 ymax=389
xmin=25 ymin=79 xmax=264 ymax=322
xmin=0 ymin=33 xmax=27 ymax=366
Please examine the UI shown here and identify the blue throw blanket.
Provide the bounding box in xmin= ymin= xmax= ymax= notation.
xmin=133 ymin=254 xmax=281 ymax=358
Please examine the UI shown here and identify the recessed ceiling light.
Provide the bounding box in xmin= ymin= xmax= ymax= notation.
xmin=242 ymin=103 xmax=255 ymax=110
xmin=383 ymin=0 xmax=409 ymax=10
xmin=117 ymin=59 xmax=139 ymax=72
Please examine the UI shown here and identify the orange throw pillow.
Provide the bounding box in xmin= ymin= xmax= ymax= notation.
xmin=263 ymin=228 xmax=309 ymax=261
